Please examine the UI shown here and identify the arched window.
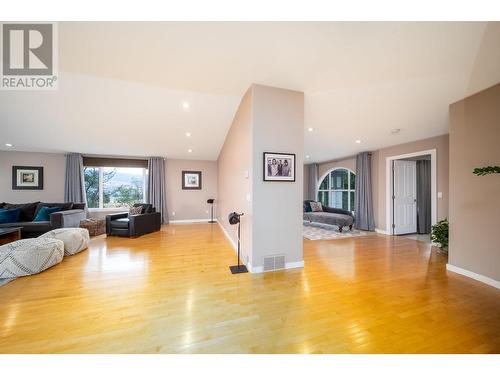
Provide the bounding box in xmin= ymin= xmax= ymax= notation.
xmin=317 ymin=168 xmax=356 ymax=212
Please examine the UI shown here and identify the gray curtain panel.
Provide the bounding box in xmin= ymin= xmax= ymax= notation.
xmin=355 ymin=152 xmax=375 ymax=231
xmin=416 ymin=160 xmax=432 ymax=234
xmin=147 ymin=157 xmax=168 ymax=224
xmin=308 ymin=163 xmax=319 ymax=200
xmin=64 ymin=153 xmax=87 ymax=205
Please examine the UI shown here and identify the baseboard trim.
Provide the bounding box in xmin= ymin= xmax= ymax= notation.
xmin=446 ymin=264 xmax=500 ymax=290
xmin=217 ymin=221 xmax=237 ymax=250
xmin=169 ymin=219 xmax=218 ymax=224
xmin=375 ymin=228 xmax=389 ymax=235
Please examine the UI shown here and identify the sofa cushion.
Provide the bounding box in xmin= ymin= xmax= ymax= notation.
xmin=34 ymin=206 xmax=61 ymax=222
xmin=34 ymin=202 xmax=73 ymax=218
xmin=0 ymin=208 xmax=21 ymax=224
xmin=303 ymin=211 xmax=354 ymax=227
xmin=110 ymin=218 xmax=130 ymax=229
xmin=2 ymin=202 xmax=40 ymax=222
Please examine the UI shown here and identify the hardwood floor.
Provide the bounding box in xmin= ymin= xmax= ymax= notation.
xmin=1 ymin=223 xmax=499 ymax=353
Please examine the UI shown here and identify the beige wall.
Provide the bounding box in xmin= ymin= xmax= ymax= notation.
xmin=165 ymin=159 xmax=218 ymax=222
xmin=449 ymin=83 xmax=500 ymax=282
xmin=251 ymin=84 xmax=304 ymax=269
xmin=372 ymin=134 xmax=449 ymax=231
xmin=217 ymin=88 xmax=254 ymax=264
xmin=0 ymin=151 xmax=65 ymax=203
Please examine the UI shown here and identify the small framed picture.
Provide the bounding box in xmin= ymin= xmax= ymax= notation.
xmin=182 ymin=171 xmax=202 ymax=190
xmin=12 ymin=166 xmax=44 ymax=190
xmin=263 ymin=152 xmax=296 ymax=182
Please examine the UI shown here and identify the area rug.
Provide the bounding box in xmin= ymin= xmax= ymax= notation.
xmin=0 ymin=278 xmax=15 ymax=286
xmin=303 ymin=222 xmax=368 ymax=240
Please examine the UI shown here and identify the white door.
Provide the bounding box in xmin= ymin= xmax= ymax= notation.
xmin=392 ymin=160 xmax=417 ymax=235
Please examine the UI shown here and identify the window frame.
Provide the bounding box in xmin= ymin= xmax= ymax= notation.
xmin=317 ymin=167 xmax=356 ymax=213
xmin=84 ymin=165 xmax=148 ymax=210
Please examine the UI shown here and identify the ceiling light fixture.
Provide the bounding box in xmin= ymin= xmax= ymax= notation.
xmin=5 ymin=143 xmax=13 ymax=147
xmin=185 ymin=132 xmax=191 ymax=137
xmin=187 ymin=149 xmax=193 ymax=153
xmin=307 ymin=127 xmax=314 ymax=132
xmin=182 ymin=101 xmax=190 ymax=110
xmin=391 ymin=128 xmax=401 ymax=134
xmin=355 ymin=140 xmax=361 ymax=144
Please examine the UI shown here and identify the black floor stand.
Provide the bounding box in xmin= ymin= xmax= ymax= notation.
xmin=208 ymin=203 xmax=216 ymax=223
xmin=229 ymin=219 xmax=248 ymax=274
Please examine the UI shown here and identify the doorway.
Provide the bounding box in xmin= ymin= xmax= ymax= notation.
xmin=386 ymin=149 xmax=437 ymax=236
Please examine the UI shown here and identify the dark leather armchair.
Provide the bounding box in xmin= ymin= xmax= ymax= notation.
xmin=106 ymin=203 xmax=161 ymax=237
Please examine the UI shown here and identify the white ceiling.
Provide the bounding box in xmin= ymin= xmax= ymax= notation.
xmin=1 ymin=22 xmax=499 ymax=161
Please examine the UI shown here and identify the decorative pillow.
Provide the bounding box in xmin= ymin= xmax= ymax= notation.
xmin=33 ymin=206 xmax=61 ymax=222
xmin=3 ymin=202 xmax=40 ymax=222
xmin=0 ymin=208 xmax=21 ymax=224
xmin=33 ymin=202 xmax=73 ymax=218
xmin=129 ymin=206 xmax=143 ymax=215
xmin=309 ymin=201 xmax=323 ymax=212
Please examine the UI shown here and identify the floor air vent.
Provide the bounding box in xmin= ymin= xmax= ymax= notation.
xmin=263 ymin=255 xmax=286 ymax=272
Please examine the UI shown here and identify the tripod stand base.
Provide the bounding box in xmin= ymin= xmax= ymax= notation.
xmin=229 ymin=265 xmax=248 ymax=274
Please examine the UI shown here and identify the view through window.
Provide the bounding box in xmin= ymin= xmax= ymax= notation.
xmin=84 ymin=167 xmax=147 ymax=209
xmin=317 ymin=168 xmax=356 ymax=212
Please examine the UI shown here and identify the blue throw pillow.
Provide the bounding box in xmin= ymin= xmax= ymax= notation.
xmin=33 ymin=206 xmax=61 ymax=222
xmin=0 ymin=208 xmax=21 ymax=224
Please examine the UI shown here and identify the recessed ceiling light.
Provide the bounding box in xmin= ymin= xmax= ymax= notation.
xmin=182 ymin=101 xmax=190 ymax=110
xmin=305 ymin=155 xmax=310 ymax=159
xmin=391 ymin=128 xmax=401 ymax=134
xmin=307 ymin=127 xmax=314 ymax=132
xmin=355 ymin=140 xmax=361 ymax=144
xmin=185 ymin=132 xmax=191 ymax=137
xmin=5 ymin=143 xmax=13 ymax=147
xmin=187 ymin=149 xmax=193 ymax=153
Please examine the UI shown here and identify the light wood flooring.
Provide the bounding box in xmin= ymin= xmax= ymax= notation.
xmin=0 ymin=223 xmax=499 ymax=353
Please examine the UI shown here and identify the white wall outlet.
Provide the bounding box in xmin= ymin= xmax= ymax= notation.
xmin=246 ymin=193 xmax=251 ymax=202
xmin=438 ymin=192 xmax=443 ymax=199
xmin=244 ymin=170 xmax=249 ymax=179
xmin=172 ymin=211 xmax=176 ymax=216
xmin=205 ymin=210 xmax=209 ymax=214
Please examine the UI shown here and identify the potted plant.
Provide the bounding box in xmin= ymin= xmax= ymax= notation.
xmin=431 ymin=218 xmax=449 ymax=254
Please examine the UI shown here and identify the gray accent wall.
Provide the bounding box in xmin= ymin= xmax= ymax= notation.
xmin=449 ymin=83 xmax=500 ymax=282
xmin=217 ymin=84 xmax=304 ymax=271
xmin=0 ymin=150 xmax=65 ymax=203
xmin=165 ymin=159 xmax=218 ymax=222
xmin=251 ymin=84 xmax=304 ymax=270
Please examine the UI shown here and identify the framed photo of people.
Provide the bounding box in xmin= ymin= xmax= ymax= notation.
xmin=263 ymin=152 xmax=295 ymax=182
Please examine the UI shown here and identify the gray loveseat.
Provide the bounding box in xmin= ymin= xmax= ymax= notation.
xmin=303 ymin=200 xmax=355 ymax=232
xmin=0 ymin=202 xmax=87 ymax=238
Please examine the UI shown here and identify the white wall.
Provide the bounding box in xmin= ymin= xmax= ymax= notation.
xmin=0 ymin=150 xmax=65 ymax=203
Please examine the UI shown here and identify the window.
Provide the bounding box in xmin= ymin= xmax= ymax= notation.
xmin=84 ymin=166 xmax=147 ymax=209
xmin=317 ymin=168 xmax=356 ymax=212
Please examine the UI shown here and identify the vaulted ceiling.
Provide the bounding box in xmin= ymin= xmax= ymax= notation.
xmin=1 ymin=22 xmax=499 ymax=161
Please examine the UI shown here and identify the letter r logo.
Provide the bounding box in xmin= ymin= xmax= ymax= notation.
xmin=2 ymin=24 xmax=53 ymax=75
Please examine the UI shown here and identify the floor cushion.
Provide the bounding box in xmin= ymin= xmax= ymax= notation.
xmin=40 ymin=228 xmax=89 ymax=256
xmin=0 ymin=238 xmax=64 ymax=279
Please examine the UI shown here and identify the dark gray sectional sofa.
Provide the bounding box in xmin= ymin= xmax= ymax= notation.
xmin=303 ymin=200 xmax=355 ymax=232
xmin=0 ymin=201 xmax=87 ymax=238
